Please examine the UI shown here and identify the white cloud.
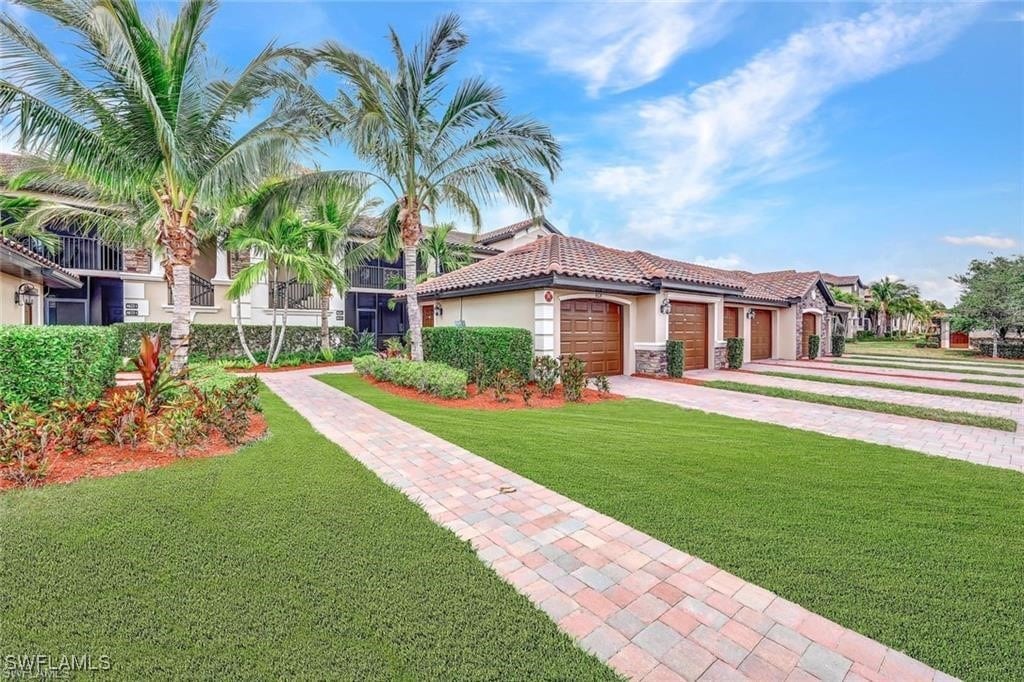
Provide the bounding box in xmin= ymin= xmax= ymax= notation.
xmin=582 ymin=4 xmax=978 ymax=239
xmin=695 ymin=254 xmax=744 ymax=270
xmin=941 ymin=234 xmax=1019 ymax=249
xmin=513 ymin=2 xmax=734 ymax=96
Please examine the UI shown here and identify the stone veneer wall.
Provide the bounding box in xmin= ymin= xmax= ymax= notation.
xmin=713 ymin=345 xmax=727 ymax=369
xmin=228 ymin=249 xmax=250 ymax=278
xmin=122 ymin=247 xmax=151 ymax=273
xmin=794 ymin=287 xmax=831 ymax=356
xmin=635 ymin=349 xmax=667 ymax=375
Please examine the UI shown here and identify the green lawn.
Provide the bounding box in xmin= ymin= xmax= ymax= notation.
xmin=833 ymin=358 xmax=1024 ymax=379
xmin=321 ymin=373 xmax=1024 ymax=682
xmin=0 ymin=390 xmax=615 ymax=681
xmin=757 ymin=370 xmax=1022 ymax=404
xmin=846 ymin=340 xmax=1022 ymax=366
xmin=697 ymin=380 xmax=1017 ymax=431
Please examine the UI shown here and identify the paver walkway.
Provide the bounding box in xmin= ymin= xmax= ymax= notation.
xmin=611 ymin=376 xmax=1024 ymax=473
xmin=696 ymin=369 xmax=1021 ymax=423
xmin=262 ymin=369 xmax=955 ymax=682
xmin=755 ymin=360 xmax=1024 ymax=392
xmin=744 ymin=362 xmax=1023 ymax=397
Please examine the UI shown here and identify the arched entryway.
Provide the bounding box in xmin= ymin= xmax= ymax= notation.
xmin=559 ymin=299 xmax=623 ymax=375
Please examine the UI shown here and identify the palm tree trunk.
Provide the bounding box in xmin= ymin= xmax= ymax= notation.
xmin=169 ymin=263 xmax=191 ymax=375
xmin=320 ymin=282 xmax=332 ymax=351
xmin=234 ymin=298 xmax=257 ymax=365
xmin=267 ymin=266 xmax=278 ymax=363
xmin=272 ymin=291 xmax=289 ymax=364
xmin=404 ymin=241 xmax=423 ymax=361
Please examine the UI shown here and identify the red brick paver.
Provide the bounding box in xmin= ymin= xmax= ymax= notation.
xmin=612 ymin=375 xmax=1024 ymax=473
xmin=262 ymin=369 xmax=956 ymax=681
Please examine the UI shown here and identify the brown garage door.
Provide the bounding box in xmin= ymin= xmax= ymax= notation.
xmin=560 ymin=299 xmax=623 ymax=376
xmin=669 ymin=302 xmax=708 ymax=370
xmin=801 ymin=312 xmax=817 ymax=357
xmin=750 ymin=310 xmax=772 ymax=360
xmin=724 ymin=306 xmax=740 ymax=339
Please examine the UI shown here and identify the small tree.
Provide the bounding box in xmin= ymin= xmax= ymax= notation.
xmin=952 ymin=256 xmax=1024 ymax=358
xmin=419 ymin=223 xmax=473 ymax=276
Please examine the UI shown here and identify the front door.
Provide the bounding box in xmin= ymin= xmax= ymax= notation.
xmin=723 ymin=306 xmax=740 ymax=339
xmin=422 ymin=304 xmax=434 ymax=328
xmin=802 ymin=313 xmax=817 ymax=357
xmin=750 ymin=310 xmax=772 ymax=360
xmin=669 ymin=302 xmax=709 ymax=370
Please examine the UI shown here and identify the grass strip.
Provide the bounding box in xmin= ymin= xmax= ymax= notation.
xmin=757 ymin=371 xmax=1021 ymax=404
xmin=0 ymin=388 xmax=615 ymax=680
xmin=845 ymin=353 xmax=1024 ymax=371
xmin=322 ymin=374 xmax=1024 ymax=681
xmin=700 ymin=380 xmax=1017 ymax=431
xmin=962 ymin=378 xmax=1024 ymax=388
xmin=833 ymin=359 xmax=1024 ymax=379
xmin=846 ymin=345 xmax=1023 ymax=366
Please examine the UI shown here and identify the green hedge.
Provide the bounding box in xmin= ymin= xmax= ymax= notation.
xmin=831 ymin=334 xmax=846 ymax=357
xmin=975 ymin=340 xmax=1024 ymax=359
xmin=808 ymin=335 xmax=821 ymax=359
xmin=354 ymin=355 xmax=468 ymax=399
xmin=666 ymin=340 xmax=684 ymax=377
xmin=0 ymin=325 xmax=119 ymax=408
xmin=114 ymin=323 xmax=354 ymax=360
xmin=726 ymin=337 xmax=744 ymax=369
xmin=422 ymin=327 xmax=533 ymax=379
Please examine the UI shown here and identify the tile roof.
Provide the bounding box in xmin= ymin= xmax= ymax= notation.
xmin=732 ymin=270 xmax=823 ymax=303
xmin=475 ymin=218 xmax=562 ymax=245
xmin=821 ymin=272 xmax=862 ymax=287
xmin=0 ymin=235 xmax=81 ymax=286
xmin=348 ymin=219 xmax=501 ymax=255
xmin=415 ymin=235 xmax=752 ymax=296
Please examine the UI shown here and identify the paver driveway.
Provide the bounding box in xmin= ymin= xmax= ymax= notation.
xmin=261 ymin=368 xmax=953 ymax=682
xmin=610 ymin=376 xmax=1024 ymax=473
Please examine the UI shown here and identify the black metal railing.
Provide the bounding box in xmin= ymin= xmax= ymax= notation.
xmin=19 ymin=234 xmax=123 ymax=272
xmin=349 ymin=264 xmax=404 ymax=290
xmin=269 ymin=278 xmax=322 ymax=310
xmin=167 ymin=272 xmax=215 ymax=307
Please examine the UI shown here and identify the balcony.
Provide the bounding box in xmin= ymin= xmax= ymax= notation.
xmin=268 ymin=278 xmax=323 ymax=311
xmin=349 ymin=264 xmax=404 ymax=290
xmin=167 ymin=272 xmax=214 ymax=307
xmin=19 ymin=234 xmax=123 ymax=272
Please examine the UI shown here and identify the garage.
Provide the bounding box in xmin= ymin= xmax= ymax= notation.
xmin=669 ymin=301 xmax=708 ymax=370
xmin=801 ymin=312 xmax=817 ymax=357
xmin=560 ymin=299 xmax=623 ymax=376
xmin=750 ymin=309 xmax=772 ymax=360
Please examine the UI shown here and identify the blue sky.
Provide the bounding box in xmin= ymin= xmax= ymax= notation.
xmin=12 ymin=1 xmax=1024 ymax=303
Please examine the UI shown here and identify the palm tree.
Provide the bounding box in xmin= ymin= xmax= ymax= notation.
xmin=0 ymin=0 xmax=314 ymax=373
xmin=419 ymin=223 xmax=472 ymax=276
xmin=263 ymin=14 xmax=561 ymax=360
xmin=869 ymin=277 xmax=913 ymax=336
xmin=306 ymin=188 xmax=381 ymax=351
xmin=225 ymin=214 xmax=342 ymax=365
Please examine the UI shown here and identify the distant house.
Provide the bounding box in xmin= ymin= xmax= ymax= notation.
xmin=822 ymin=273 xmax=872 ymax=336
xmin=413 ymin=232 xmax=840 ymax=376
xmin=0 ymin=235 xmax=81 ymax=326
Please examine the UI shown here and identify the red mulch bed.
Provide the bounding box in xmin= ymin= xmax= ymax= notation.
xmin=364 ymin=376 xmax=622 ymax=410
xmin=1 ymin=413 xmax=267 ymax=492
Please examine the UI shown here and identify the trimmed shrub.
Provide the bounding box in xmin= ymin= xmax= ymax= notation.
xmin=666 ymin=339 xmax=684 ymax=378
xmin=831 ymin=334 xmax=846 ymax=357
xmin=808 ymin=335 xmax=821 ymax=359
xmin=559 ymin=355 xmax=587 ymax=402
xmin=726 ymin=337 xmax=744 ymax=369
xmin=975 ymin=340 xmax=1024 ymax=359
xmin=354 ymin=356 xmax=468 ymax=399
xmin=422 ymin=327 xmax=532 ymax=381
xmin=0 ymin=326 xmax=119 ymax=408
xmin=532 ymin=356 xmax=560 ymax=397
xmin=114 ymin=323 xmax=354 ymax=360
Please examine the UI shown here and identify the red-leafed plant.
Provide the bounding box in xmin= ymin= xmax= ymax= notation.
xmin=132 ymin=334 xmax=178 ymax=413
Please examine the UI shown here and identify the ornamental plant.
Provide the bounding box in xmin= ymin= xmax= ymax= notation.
xmin=831 ymin=334 xmax=846 ymax=357
xmin=590 ymin=375 xmax=611 ymax=396
xmin=726 ymin=338 xmax=744 ymax=369
xmin=532 ymin=356 xmax=560 ymax=397
xmin=808 ymin=335 xmax=821 ymax=359
xmin=559 ymin=355 xmax=587 ymax=402
xmin=666 ymin=340 xmax=685 ymax=378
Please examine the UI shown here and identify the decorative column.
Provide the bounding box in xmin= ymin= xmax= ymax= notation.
xmin=212 ymin=244 xmax=230 ymax=284
xmin=534 ymin=290 xmax=555 ymax=357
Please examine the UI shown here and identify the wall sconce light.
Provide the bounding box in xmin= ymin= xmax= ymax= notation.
xmin=659 ymin=298 xmax=672 ymax=314
xmin=434 ymin=302 xmax=443 ymax=317
xmin=14 ymin=283 xmax=39 ymax=307
xmin=746 ymin=309 xmax=756 ymax=320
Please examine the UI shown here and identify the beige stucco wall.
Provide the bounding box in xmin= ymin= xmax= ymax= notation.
xmin=429 ymin=289 xmax=536 ymax=329
xmin=138 ymin=280 xmax=233 ymax=324
xmin=0 ymin=272 xmax=43 ymax=326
